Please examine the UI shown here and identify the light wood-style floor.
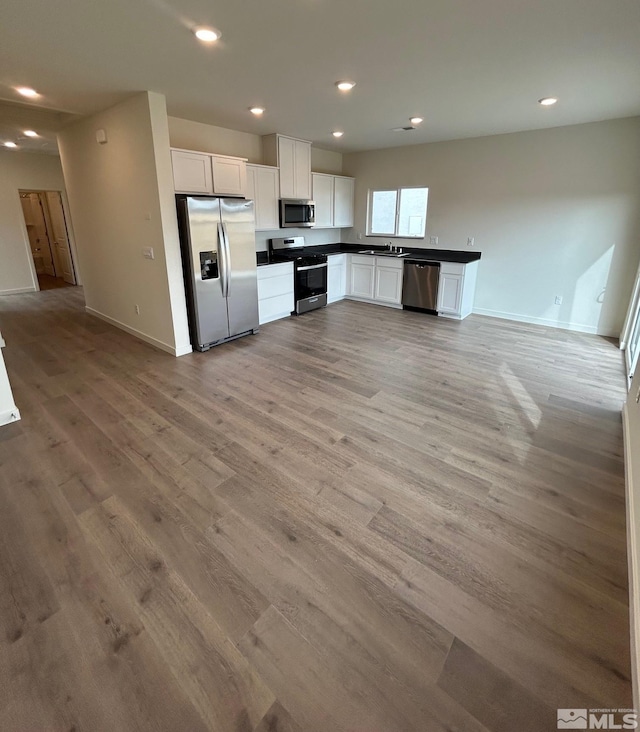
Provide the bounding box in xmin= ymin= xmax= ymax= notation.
xmin=0 ymin=287 xmax=632 ymax=731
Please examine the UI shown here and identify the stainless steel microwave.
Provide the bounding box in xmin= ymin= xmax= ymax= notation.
xmin=279 ymin=199 xmax=315 ymax=228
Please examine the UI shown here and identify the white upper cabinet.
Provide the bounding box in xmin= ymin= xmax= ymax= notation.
xmin=312 ymin=173 xmax=355 ymax=229
xmin=263 ymin=134 xmax=312 ymax=200
xmin=333 ymin=176 xmax=355 ymax=228
xmin=171 ymin=150 xmax=213 ymax=194
xmin=312 ymin=173 xmax=334 ymax=228
xmin=171 ymin=149 xmax=247 ymax=197
xmin=246 ymin=164 xmax=280 ymax=231
xmin=211 ymin=155 xmax=247 ymax=197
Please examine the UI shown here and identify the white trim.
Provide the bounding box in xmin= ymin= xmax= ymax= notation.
xmin=621 ymin=261 xmax=640 ymax=350
xmin=85 ymin=306 xmax=192 ymax=357
xmin=0 ymin=406 xmax=20 ymax=427
xmin=0 ymin=286 xmax=38 ymax=296
xmin=623 ymin=404 xmax=640 ymax=712
xmin=472 ymin=307 xmax=617 ymax=336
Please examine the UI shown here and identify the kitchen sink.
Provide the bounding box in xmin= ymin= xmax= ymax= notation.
xmin=358 ymin=249 xmax=410 ymax=257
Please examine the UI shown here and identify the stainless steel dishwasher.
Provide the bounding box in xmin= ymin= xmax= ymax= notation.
xmin=402 ymin=261 xmax=440 ymax=312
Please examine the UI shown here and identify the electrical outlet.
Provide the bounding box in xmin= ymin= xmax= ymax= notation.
xmin=357 ymin=232 xmax=363 ymax=241
xmin=554 ymin=295 xmax=563 ymax=305
xmin=142 ymin=247 xmax=154 ymax=260
xmin=467 ymin=237 xmax=474 ymax=247
xmin=430 ymin=236 xmax=438 ymax=246
xmin=135 ymin=304 xmax=140 ymax=315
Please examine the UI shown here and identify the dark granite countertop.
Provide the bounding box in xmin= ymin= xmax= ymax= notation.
xmin=256 ymin=243 xmax=481 ymax=266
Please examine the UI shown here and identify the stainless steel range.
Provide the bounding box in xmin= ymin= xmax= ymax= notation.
xmin=269 ymin=237 xmax=328 ymax=315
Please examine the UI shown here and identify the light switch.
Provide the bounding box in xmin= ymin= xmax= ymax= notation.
xmin=142 ymin=247 xmax=154 ymax=260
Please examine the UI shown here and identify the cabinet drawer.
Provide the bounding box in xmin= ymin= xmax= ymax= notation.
xmin=258 ymin=293 xmax=294 ymax=324
xmin=328 ymin=254 xmax=346 ymax=267
xmin=374 ymin=256 xmax=403 ymax=270
xmin=350 ymin=255 xmax=375 ymax=266
xmin=257 ymin=262 xmax=293 ymax=280
xmin=440 ymin=262 xmax=465 ymax=276
xmin=258 ymin=273 xmax=294 ymax=300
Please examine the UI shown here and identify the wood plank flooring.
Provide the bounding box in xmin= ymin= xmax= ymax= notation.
xmin=0 ymin=287 xmax=632 ymax=731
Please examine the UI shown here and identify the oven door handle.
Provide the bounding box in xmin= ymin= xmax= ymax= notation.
xmin=297 ymin=263 xmax=328 ymax=271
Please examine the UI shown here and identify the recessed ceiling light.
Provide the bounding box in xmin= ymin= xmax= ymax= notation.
xmin=4 ymin=142 xmax=18 ymax=148
xmin=194 ymin=27 xmax=221 ymax=42
xmin=410 ymin=117 xmax=423 ymax=125
xmin=335 ymin=81 xmax=356 ymax=92
xmin=23 ymin=130 xmax=39 ymax=137
xmin=332 ymin=131 xmax=344 ymax=138
xmin=538 ymin=97 xmax=558 ymax=106
xmin=249 ymin=107 xmax=265 ymax=116
xmin=15 ymin=87 xmax=39 ymax=98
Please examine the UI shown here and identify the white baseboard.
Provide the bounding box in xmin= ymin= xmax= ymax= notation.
xmin=0 ymin=406 xmax=21 ymax=426
xmin=175 ymin=343 xmax=193 ymax=357
xmin=85 ymin=306 xmax=191 ymax=357
xmin=0 ymin=286 xmax=37 ymax=296
xmin=473 ymin=307 xmax=617 ymax=336
xmin=623 ymin=404 xmax=640 ymax=712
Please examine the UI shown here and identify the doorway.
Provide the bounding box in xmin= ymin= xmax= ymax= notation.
xmin=19 ymin=190 xmax=77 ymax=290
xmin=621 ymin=259 xmax=640 ymax=385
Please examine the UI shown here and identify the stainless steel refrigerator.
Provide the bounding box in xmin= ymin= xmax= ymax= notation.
xmin=176 ymin=195 xmax=259 ymax=351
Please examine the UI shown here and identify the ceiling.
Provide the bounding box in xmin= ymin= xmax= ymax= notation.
xmin=1 ymin=0 xmax=639 ymax=153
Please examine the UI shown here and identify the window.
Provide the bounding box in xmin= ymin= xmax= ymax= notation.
xmin=367 ymin=186 xmax=428 ymax=238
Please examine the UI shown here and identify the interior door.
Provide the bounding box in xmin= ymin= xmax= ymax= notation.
xmin=21 ymin=193 xmax=55 ymax=276
xmin=45 ymin=192 xmax=76 ymax=284
xmin=183 ymin=197 xmax=230 ymax=347
xmin=220 ymin=198 xmax=259 ymax=337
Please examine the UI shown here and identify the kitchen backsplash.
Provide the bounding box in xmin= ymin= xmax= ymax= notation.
xmin=255 ymin=228 xmax=342 ymax=252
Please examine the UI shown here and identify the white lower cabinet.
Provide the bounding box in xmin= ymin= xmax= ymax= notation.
xmin=349 ymin=256 xmax=376 ymax=300
xmin=375 ymin=263 xmax=403 ymax=305
xmin=327 ymin=254 xmax=347 ymax=303
xmin=257 ymin=262 xmax=294 ymax=325
xmin=347 ymin=255 xmax=403 ymax=308
xmin=437 ymin=261 xmax=479 ymax=319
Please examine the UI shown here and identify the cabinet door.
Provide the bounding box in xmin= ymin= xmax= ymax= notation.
xmin=247 ymin=165 xmax=280 ymax=231
xmin=333 ymin=176 xmax=355 ymax=228
xmin=211 ymin=156 xmax=246 ymax=197
xmin=349 ymin=261 xmax=375 ymax=299
xmin=437 ymin=273 xmax=463 ymax=315
xmin=327 ymin=255 xmax=347 ymax=303
xmin=312 ymin=174 xmax=334 ymax=228
xmin=255 ymin=166 xmax=279 ymax=231
xmin=294 ymin=140 xmax=312 ymax=199
xmin=171 ymin=150 xmax=213 ymax=194
xmin=375 ymin=265 xmax=403 ymax=305
xmin=278 ymin=137 xmax=296 ymax=199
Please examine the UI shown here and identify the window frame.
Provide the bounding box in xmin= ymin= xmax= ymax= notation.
xmin=366 ymin=185 xmax=428 ymax=239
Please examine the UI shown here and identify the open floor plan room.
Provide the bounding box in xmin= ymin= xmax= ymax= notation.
xmin=0 ymin=287 xmax=631 ymax=731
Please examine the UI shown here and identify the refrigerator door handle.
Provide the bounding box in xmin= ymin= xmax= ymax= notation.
xmin=218 ymin=222 xmax=229 ymax=298
xmin=221 ymin=223 xmax=232 ymax=298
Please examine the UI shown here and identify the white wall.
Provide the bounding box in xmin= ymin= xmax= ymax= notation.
xmin=168 ymin=116 xmax=263 ymax=163
xmin=343 ymin=117 xmax=640 ymax=336
xmin=58 ymin=92 xmax=191 ymax=356
xmin=168 ymin=115 xmax=343 ymax=174
xmin=311 ymin=147 xmax=343 ymax=175
xmin=0 ymin=150 xmax=70 ymax=294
